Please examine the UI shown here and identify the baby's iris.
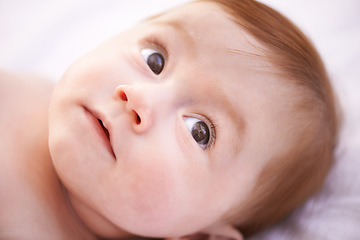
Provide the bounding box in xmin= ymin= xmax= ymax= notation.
xmin=141 ymin=48 xmax=165 ymax=75
xmin=192 ymin=121 xmax=210 ymax=144
xmin=184 ymin=117 xmax=212 ymax=150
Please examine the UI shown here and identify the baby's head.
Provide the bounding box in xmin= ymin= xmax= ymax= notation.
xmin=48 ymin=0 xmax=338 ymax=239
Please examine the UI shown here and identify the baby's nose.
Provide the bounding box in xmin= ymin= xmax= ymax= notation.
xmin=113 ymin=84 xmax=171 ymax=134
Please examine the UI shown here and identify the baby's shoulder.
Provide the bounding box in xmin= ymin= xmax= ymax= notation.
xmin=0 ymin=70 xmax=54 ymax=117
xmin=0 ymin=70 xmax=54 ymax=171
xmin=0 ymin=69 xmax=54 ymax=158
xmin=0 ymin=70 xmax=53 ymax=134
xmin=0 ymin=69 xmax=53 ymax=162
xmin=0 ymin=70 xmax=53 ymax=148
xmin=0 ymin=71 xmax=57 ymax=237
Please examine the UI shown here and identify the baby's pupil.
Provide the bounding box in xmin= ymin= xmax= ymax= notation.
xmin=147 ymin=52 xmax=164 ymax=75
xmin=191 ymin=121 xmax=210 ymax=145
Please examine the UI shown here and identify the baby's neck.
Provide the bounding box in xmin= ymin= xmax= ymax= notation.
xmin=0 ymin=122 xmax=97 ymax=239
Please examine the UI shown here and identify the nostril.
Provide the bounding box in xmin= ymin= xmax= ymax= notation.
xmin=133 ymin=111 xmax=141 ymax=125
xmin=119 ymin=90 xmax=128 ymax=101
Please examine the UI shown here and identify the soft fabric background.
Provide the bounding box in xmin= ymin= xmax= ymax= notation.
xmin=0 ymin=1 xmax=359 ymax=239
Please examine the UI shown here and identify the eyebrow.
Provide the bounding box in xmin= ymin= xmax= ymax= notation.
xmin=150 ymin=19 xmax=196 ymax=47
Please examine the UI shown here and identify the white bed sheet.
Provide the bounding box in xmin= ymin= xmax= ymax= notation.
xmin=1 ymin=1 xmax=359 ymax=239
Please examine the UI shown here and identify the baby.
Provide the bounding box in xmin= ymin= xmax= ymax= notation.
xmin=0 ymin=0 xmax=339 ymax=239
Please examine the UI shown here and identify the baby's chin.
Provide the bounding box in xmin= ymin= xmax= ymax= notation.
xmin=97 ymin=201 xmax=216 ymax=239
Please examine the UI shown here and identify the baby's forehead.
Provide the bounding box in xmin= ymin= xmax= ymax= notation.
xmin=141 ymin=4 xmax=300 ymax=106
xmin=141 ymin=1 xmax=296 ymax=105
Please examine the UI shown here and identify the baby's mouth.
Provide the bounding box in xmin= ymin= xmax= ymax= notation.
xmin=83 ymin=106 xmax=115 ymax=158
xmin=98 ymin=119 xmax=110 ymax=141
xmin=97 ymin=117 xmax=115 ymax=158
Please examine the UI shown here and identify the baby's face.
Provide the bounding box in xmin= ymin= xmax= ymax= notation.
xmin=49 ymin=1 xmax=298 ymax=238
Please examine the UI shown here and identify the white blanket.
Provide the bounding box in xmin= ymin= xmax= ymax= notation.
xmin=1 ymin=1 xmax=359 ymax=239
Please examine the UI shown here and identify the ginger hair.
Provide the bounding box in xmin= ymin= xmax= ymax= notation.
xmin=199 ymin=0 xmax=339 ymax=237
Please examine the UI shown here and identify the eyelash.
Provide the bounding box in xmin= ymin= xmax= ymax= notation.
xmin=140 ymin=36 xmax=168 ymax=60
xmin=205 ymin=115 xmax=217 ymax=150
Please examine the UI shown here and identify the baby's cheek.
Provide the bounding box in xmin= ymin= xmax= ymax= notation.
xmin=132 ymin=166 xmax=174 ymax=206
xmin=124 ymin=159 xmax=183 ymax=222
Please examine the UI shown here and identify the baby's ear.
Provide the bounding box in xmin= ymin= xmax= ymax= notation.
xmin=169 ymin=223 xmax=243 ymax=240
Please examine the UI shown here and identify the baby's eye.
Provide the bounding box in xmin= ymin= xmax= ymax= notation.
xmin=184 ymin=116 xmax=214 ymax=150
xmin=141 ymin=48 xmax=165 ymax=75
